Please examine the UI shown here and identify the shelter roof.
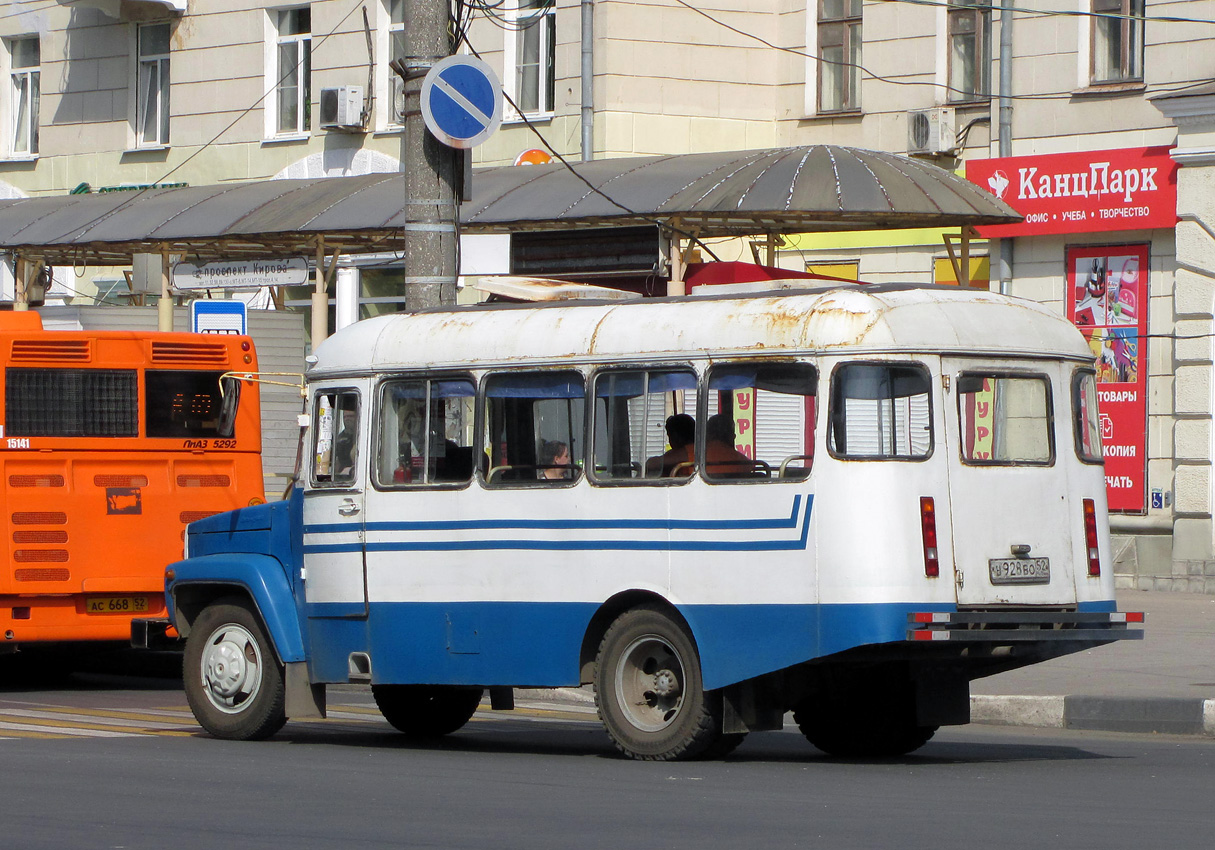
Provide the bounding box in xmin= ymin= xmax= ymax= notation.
xmin=0 ymin=146 xmax=1018 ymax=267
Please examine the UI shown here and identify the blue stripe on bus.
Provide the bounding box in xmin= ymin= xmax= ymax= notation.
xmin=303 ymin=596 xmax=956 ymax=691
xmin=302 ymin=495 xmax=812 ymax=555
xmin=304 ymin=495 xmax=804 ymax=536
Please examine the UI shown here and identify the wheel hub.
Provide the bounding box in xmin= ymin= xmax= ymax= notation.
xmin=205 ymin=639 xmax=250 ymax=699
xmin=650 ymin=668 xmax=680 ymax=698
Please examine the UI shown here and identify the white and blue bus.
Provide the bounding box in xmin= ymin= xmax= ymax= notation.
xmin=160 ymin=283 xmax=1142 ymax=760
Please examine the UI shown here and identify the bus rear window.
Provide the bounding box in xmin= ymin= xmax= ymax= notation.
xmin=5 ymin=368 xmax=137 ymax=437
xmin=146 ymin=371 xmax=228 ymax=438
xmin=1073 ymin=370 xmax=1103 ymax=464
xmin=957 ymin=374 xmax=1053 ymax=465
xmin=828 ymin=363 xmax=932 ymax=459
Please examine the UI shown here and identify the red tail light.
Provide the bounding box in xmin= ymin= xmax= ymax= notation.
xmin=1083 ymin=498 xmax=1101 ymax=577
xmin=920 ymin=496 xmax=939 ymax=578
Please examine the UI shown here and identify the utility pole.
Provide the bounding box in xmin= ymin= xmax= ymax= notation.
xmin=398 ymin=0 xmax=459 ymax=310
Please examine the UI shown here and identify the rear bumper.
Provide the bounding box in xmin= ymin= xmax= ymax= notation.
xmin=907 ymin=611 xmax=1144 ymax=643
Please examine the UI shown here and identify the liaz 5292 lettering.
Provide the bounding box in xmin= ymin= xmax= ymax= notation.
xmin=148 ymin=283 xmax=1142 ymax=760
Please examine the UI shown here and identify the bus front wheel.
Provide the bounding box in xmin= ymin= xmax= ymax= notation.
xmin=184 ymin=598 xmax=286 ymax=741
xmin=595 ymin=606 xmax=733 ymax=761
xmin=372 ymin=685 xmax=484 ymax=738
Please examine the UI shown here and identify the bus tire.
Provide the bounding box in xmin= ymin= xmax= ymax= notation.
xmin=183 ymin=598 xmax=286 ymax=741
xmin=792 ymin=698 xmax=937 ymax=758
xmin=594 ymin=606 xmax=726 ymax=761
xmin=372 ymin=685 xmax=483 ymax=738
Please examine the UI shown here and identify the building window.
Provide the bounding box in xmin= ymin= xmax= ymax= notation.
xmin=947 ymin=0 xmax=990 ymax=102
xmin=274 ymin=7 xmax=312 ymax=135
xmin=1091 ymin=0 xmax=1143 ymax=84
xmin=137 ymin=23 xmax=171 ymax=146
xmin=506 ymin=0 xmax=555 ymax=116
xmin=8 ymin=37 xmax=39 ymax=156
xmin=818 ymin=0 xmax=861 ymax=112
xmin=387 ymin=0 xmax=405 ymax=125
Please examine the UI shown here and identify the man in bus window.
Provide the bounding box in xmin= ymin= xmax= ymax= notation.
xmin=705 ymin=413 xmax=753 ymax=477
xmin=645 ymin=414 xmax=696 ymax=478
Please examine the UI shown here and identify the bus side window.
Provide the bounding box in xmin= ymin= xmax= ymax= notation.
xmin=705 ymin=363 xmax=817 ymax=482
xmin=483 ymin=371 xmax=585 ymax=486
xmin=312 ymin=390 xmax=360 ymax=487
xmin=592 ymin=369 xmax=698 ymax=482
xmin=376 ymin=378 xmax=476 ymax=487
xmin=828 ymin=363 xmax=932 ymax=459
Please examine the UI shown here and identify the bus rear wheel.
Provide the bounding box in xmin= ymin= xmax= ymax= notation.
xmin=595 ymin=606 xmax=733 ymax=761
xmin=184 ymin=598 xmax=286 ymax=741
xmin=372 ymin=685 xmax=484 ymax=738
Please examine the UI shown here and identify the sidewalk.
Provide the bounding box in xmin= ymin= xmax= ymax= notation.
xmin=524 ymin=590 xmax=1215 ymax=737
xmin=970 ymin=589 xmax=1215 ymax=736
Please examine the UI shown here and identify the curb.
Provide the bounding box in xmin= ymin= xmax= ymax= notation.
xmin=971 ymin=695 xmax=1215 ymax=737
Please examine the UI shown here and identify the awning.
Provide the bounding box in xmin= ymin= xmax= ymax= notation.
xmin=58 ymin=0 xmax=186 ymax=17
xmin=0 ymin=146 xmax=1019 ymax=267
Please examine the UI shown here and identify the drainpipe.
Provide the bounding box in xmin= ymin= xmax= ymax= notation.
xmin=581 ymin=0 xmax=593 ymax=161
xmin=997 ymin=3 xmax=1013 ymax=295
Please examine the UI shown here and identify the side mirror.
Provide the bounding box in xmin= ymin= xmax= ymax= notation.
xmin=217 ymin=376 xmax=241 ymax=438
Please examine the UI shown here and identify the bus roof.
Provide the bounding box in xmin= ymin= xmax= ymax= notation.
xmin=311 ymin=283 xmax=1094 ymax=376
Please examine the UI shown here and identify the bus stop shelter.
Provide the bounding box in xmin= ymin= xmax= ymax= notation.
xmin=0 ymin=145 xmax=1019 ymax=338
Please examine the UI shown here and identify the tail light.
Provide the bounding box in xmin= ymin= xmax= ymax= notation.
xmin=1083 ymin=498 xmax=1101 ymax=577
xmin=920 ymin=496 xmax=939 ymax=578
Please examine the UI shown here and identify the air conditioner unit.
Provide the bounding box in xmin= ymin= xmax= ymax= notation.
xmin=320 ymin=86 xmax=365 ymax=131
xmin=907 ymin=107 xmax=956 ymax=156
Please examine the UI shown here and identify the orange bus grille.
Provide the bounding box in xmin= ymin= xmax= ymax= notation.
xmin=14 ymin=549 xmax=69 ymax=563
xmin=8 ymin=474 xmax=65 ymax=487
xmin=94 ymin=475 xmax=150 ymax=487
xmin=180 ymin=510 xmax=221 ymax=523
xmin=151 ymin=341 xmax=229 ymax=365
xmin=177 ymin=475 xmax=232 ymax=487
xmin=14 ymin=567 xmax=70 ymax=581
xmin=9 ymin=340 xmax=91 ymax=361
xmin=13 ymin=530 xmax=68 ymax=544
xmin=12 ymin=511 xmax=67 ymax=525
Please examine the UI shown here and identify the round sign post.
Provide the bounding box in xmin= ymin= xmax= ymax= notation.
xmin=420 ymin=55 xmax=503 ymax=149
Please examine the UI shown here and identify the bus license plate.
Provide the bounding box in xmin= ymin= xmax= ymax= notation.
xmin=988 ymin=557 xmax=1050 ymax=585
xmin=85 ymin=596 xmax=149 ymax=615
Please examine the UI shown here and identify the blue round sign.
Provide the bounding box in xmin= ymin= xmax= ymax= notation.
xmin=420 ymin=55 xmax=503 ymax=149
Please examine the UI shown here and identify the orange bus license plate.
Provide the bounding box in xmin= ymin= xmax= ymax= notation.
xmin=86 ymin=596 xmax=149 ymax=615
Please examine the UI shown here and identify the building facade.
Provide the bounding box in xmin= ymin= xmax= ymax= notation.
xmin=1 ymin=0 xmax=1213 ymax=588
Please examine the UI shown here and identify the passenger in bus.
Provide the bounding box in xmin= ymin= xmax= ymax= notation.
xmin=538 ymin=439 xmax=574 ymax=480
xmin=705 ymin=413 xmax=753 ymax=477
xmin=645 ymin=414 xmax=696 ymax=478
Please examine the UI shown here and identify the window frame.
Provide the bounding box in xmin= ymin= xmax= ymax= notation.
xmin=481 ymin=369 xmax=586 ymax=488
xmin=135 ymin=22 xmax=172 ymax=148
xmin=955 ymin=371 xmax=1056 ymax=467
xmin=268 ymin=6 xmax=313 ymax=138
xmin=826 ymin=360 xmax=935 ymax=462
xmin=6 ymin=36 xmax=39 ymax=157
xmin=1089 ymin=0 xmax=1144 ymax=86
xmin=589 ymin=365 xmax=700 ymax=487
xmin=383 ymin=0 xmax=406 ymax=129
xmin=310 ymin=387 xmax=362 ymax=489
xmin=816 ymin=0 xmax=862 ymax=114
xmin=946 ymin=0 xmax=991 ymax=104
xmin=371 ymin=374 xmax=478 ymax=491
xmin=702 ymin=361 xmax=818 ymax=485
xmin=1072 ymin=368 xmax=1105 ymax=465
xmin=504 ymin=0 xmax=556 ymax=120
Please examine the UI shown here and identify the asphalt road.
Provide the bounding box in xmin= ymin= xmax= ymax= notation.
xmin=1 ymin=675 xmax=1213 ymax=850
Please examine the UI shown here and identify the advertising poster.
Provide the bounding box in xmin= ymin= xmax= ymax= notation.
xmin=1066 ymin=244 xmax=1149 ymax=513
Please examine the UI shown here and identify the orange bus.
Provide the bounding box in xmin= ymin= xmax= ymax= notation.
xmin=0 ymin=311 xmax=264 ymax=649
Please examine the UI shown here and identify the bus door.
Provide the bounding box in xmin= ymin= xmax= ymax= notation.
xmin=303 ymin=388 xmax=368 ymax=618
xmin=940 ymin=360 xmax=1078 ymax=606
